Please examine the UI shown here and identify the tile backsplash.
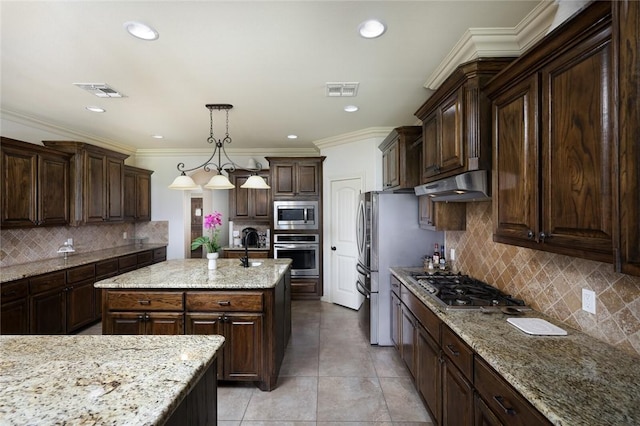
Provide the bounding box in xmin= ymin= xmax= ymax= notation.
xmin=445 ymin=202 xmax=640 ymax=358
xmin=0 ymin=221 xmax=168 ymax=268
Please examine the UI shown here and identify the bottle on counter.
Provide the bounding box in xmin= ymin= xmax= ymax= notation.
xmin=433 ymin=244 xmax=440 ymax=265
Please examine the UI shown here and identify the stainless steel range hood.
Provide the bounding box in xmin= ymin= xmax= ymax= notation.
xmin=414 ymin=170 xmax=490 ymax=202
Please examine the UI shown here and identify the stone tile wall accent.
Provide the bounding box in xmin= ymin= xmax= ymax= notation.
xmin=445 ymin=202 xmax=640 ymax=358
xmin=0 ymin=221 xmax=168 ymax=268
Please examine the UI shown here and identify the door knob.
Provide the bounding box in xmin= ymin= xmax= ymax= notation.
xmin=331 ymin=246 xmax=336 ymax=251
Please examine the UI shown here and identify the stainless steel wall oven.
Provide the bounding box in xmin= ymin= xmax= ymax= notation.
xmin=273 ymin=234 xmax=319 ymax=277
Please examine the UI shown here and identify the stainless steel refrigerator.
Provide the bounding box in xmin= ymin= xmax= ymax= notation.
xmin=356 ymin=191 xmax=444 ymax=345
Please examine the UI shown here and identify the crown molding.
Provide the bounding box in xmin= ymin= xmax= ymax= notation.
xmin=134 ymin=146 xmax=319 ymax=159
xmin=1 ymin=108 xmax=137 ymax=156
xmin=313 ymin=127 xmax=394 ymax=150
xmin=423 ymin=0 xmax=558 ymax=91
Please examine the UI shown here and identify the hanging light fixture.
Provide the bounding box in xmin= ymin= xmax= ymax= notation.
xmin=168 ymin=104 xmax=270 ymax=190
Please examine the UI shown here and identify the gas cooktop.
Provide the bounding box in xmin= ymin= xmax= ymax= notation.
xmin=409 ymin=271 xmax=526 ymax=310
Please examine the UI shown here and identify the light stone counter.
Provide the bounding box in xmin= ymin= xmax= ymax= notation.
xmin=0 ymin=334 xmax=224 ymax=425
xmin=95 ymin=258 xmax=292 ymax=289
xmin=391 ymin=267 xmax=640 ymax=426
xmin=0 ymin=244 xmax=167 ymax=283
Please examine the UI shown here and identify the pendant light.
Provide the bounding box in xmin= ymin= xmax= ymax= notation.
xmin=168 ymin=104 xmax=270 ymax=190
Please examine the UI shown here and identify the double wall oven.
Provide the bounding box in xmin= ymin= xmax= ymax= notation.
xmin=273 ymin=234 xmax=319 ymax=277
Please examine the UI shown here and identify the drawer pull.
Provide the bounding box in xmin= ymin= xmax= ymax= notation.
xmin=493 ymin=395 xmax=516 ymax=415
xmin=446 ymin=344 xmax=460 ymax=357
xmin=217 ymin=300 xmax=231 ymax=306
xmin=138 ymin=300 xmax=151 ymax=305
xmin=3 ymin=290 xmax=17 ymax=296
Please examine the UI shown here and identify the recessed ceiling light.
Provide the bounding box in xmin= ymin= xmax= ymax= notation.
xmin=344 ymin=105 xmax=359 ymax=113
xmin=152 ymin=135 xmax=164 ymax=139
xmin=287 ymin=134 xmax=298 ymax=139
xmin=86 ymin=106 xmax=105 ymax=113
xmin=123 ymin=21 xmax=159 ymax=41
xmin=358 ymin=19 xmax=386 ymax=39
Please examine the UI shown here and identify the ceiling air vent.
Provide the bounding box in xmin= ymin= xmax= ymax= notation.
xmin=326 ymin=82 xmax=359 ymax=97
xmin=73 ymin=83 xmax=125 ymax=98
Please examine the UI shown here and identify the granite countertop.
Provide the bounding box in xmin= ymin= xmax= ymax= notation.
xmin=95 ymin=258 xmax=292 ymax=289
xmin=390 ymin=267 xmax=640 ymax=426
xmin=0 ymin=244 xmax=167 ymax=283
xmin=0 ymin=334 xmax=224 ymax=425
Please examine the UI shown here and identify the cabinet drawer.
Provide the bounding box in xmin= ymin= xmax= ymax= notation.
xmin=29 ymin=272 xmax=66 ymax=295
xmin=107 ymin=291 xmax=184 ymax=311
xmin=441 ymin=325 xmax=474 ymax=381
xmin=152 ymin=247 xmax=167 ymax=262
xmin=1 ymin=279 xmax=28 ymax=302
xmin=185 ymin=292 xmax=264 ymax=312
xmin=137 ymin=250 xmax=153 ymax=266
xmin=475 ymin=357 xmax=552 ymax=426
xmin=96 ymin=258 xmax=119 ymax=279
xmin=67 ymin=264 xmax=95 ymax=284
xmin=118 ymin=254 xmax=137 ymax=271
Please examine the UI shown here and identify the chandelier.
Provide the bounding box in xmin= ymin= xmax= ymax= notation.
xmin=168 ymin=104 xmax=270 ymax=190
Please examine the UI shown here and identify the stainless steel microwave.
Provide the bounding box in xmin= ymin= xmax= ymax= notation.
xmin=273 ymin=200 xmax=318 ymax=230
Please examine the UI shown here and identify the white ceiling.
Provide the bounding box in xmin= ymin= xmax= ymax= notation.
xmin=1 ymin=1 xmax=540 ymax=155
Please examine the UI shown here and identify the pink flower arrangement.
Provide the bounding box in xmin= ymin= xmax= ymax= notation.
xmin=191 ymin=211 xmax=223 ymax=253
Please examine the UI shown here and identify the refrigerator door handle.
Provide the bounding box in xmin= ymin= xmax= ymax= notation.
xmin=356 ymin=262 xmax=371 ymax=277
xmin=356 ymin=279 xmax=370 ymax=299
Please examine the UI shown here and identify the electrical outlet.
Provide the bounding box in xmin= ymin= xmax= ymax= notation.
xmin=582 ymin=289 xmax=596 ymax=314
xmin=450 ymin=248 xmax=456 ymax=261
xmin=123 ymin=232 xmax=127 ymax=240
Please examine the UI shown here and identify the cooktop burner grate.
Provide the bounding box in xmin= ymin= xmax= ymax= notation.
xmin=409 ymin=271 xmax=525 ymax=309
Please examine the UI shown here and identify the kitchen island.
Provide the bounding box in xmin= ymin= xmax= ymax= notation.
xmin=0 ymin=334 xmax=224 ymax=425
xmin=390 ymin=267 xmax=640 ymax=426
xmin=95 ymin=258 xmax=292 ymax=391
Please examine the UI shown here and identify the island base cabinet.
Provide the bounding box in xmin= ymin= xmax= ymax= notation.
xmin=105 ymin=312 xmax=184 ymax=335
xmin=166 ymin=358 xmax=218 ymax=426
xmin=186 ymin=312 xmax=263 ymax=384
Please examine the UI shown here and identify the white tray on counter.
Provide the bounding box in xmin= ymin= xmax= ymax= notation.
xmin=507 ymin=318 xmax=567 ymax=336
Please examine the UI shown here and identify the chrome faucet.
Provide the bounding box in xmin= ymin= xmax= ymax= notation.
xmin=240 ymin=230 xmax=260 ymax=268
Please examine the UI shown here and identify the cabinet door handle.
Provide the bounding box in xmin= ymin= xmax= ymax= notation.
xmin=446 ymin=344 xmax=460 ymax=357
xmin=137 ymin=314 xmax=145 ymax=321
xmin=493 ymin=395 xmax=516 ymax=415
xmin=3 ymin=290 xmax=17 ymax=297
xmin=138 ymin=300 xmax=151 ymax=305
xmin=539 ymin=232 xmax=547 ymax=242
xmin=527 ymin=230 xmax=534 ymax=239
xmin=217 ymin=300 xmax=231 ymax=306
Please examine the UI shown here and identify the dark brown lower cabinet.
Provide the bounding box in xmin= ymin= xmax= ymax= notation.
xmin=442 ymin=356 xmax=474 ymax=425
xmin=0 ymin=279 xmax=29 ymax=334
xmin=66 ymin=279 xmax=96 ymax=331
xmin=475 ymin=393 xmax=504 ymax=426
xmin=186 ymin=312 xmax=263 ymax=382
xmin=394 ymin=277 xmax=551 ymax=426
xmin=400 ymin=306 xmax=417 ymax=380
xmin=165 ymin=358 xmax=218 ymax=426
xmin=417 ymin=325 xmax=441 ymax=423
xmin=29 ymin=272 xmax=67 ymax=334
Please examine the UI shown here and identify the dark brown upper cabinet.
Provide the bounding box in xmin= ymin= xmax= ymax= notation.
xmin=487 ymin=1 xmax=616 ymax=264
xmin=43 ymin=141 xmax=128 ymax=225
xmin=266 ymin=156 xmax=325 ymax=199
xmin=415 ymin=58 xmax=512 ymax=184
xmin=1 ymin=137 xmax=70 ymax=228
xmin=379 ymin=126 xmax=422 ymax=191
xmin=614 ymin=0 xmax=640 ymax=276
xmin=228 ymin=169 xmax=271 ymax=222
xmin=124 ymin=165 xmax=153 ymax=222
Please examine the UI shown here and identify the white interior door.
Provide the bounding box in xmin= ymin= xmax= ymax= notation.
xmin=330 ymin=177 xmax=363 ymax=310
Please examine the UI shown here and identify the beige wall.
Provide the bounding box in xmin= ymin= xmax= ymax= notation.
xmin=445 ymin=202 xmax=640 ymax=358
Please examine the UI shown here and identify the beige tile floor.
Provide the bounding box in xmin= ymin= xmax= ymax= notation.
xmin=79 ymin=300 xmax=432 ymax=425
